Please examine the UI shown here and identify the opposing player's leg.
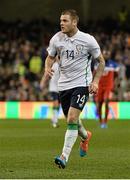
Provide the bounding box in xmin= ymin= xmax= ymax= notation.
xmin=95 ymin=88 xmax=104 ymax=127
xmin=103 ymin=89 xmax=111 ymax=128
xmin=96 ymin=101 xmax=104 ymax=127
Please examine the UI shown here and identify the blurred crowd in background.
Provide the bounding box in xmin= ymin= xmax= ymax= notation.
xmin=0 ymin=11 xmax=130 ymax=101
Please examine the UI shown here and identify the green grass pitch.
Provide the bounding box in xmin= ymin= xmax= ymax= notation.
xmin=0 ymin=119 xmax=130 ymax=179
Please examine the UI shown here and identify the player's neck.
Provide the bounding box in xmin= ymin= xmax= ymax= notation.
xmin=67 ymin=28 xmax=78 ymax=37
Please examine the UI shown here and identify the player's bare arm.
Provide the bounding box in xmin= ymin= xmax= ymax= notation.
xmin=45 ymin=55 xmax=56 ymax=77
xmin=89 ymin=53 xmax=105 ymax=94
xmin=40 ymin=55 xmax=55 ymax=89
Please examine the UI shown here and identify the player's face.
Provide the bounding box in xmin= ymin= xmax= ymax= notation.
xmin=60 ymin=14 xmax=77 ymax=35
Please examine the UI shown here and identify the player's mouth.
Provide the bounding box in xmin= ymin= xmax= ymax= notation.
xmin=61 ymin=26 xmax=65 ymax=31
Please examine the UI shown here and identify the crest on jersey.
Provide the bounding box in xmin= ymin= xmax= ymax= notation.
xmin=76 ymin=44 xmax=84 ymax=52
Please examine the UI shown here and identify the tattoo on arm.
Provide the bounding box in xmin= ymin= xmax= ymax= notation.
xmin=93 ymin=53 xmax=105 ymax=83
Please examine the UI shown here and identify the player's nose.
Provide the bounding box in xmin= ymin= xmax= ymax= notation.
xmin=60 ymin=20 xmax=64 ymax=26
xmin=60 ymin=23 xmax=63 ymax=27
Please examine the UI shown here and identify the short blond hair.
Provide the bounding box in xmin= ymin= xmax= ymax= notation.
xmin=61 ymin=9 xmax=79 ymax=23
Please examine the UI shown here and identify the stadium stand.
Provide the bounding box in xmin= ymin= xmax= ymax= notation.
xmin=0 ymin=18 xmax=130 ymax=101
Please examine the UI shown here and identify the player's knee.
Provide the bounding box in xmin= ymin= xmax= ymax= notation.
xmin=67 ymin=114 xmax=77 ymax=124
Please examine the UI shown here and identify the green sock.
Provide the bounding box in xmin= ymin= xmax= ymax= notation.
xmin=67 ymin=123 xmax=78 ymax=130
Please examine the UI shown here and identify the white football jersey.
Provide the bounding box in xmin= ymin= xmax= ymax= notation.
xmin=49 ymin=61 xmax=59 ymax=93
xmin=47 ymin=30 xmax=101 ymax=91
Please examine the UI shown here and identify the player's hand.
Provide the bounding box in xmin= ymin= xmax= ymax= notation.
xmin=89 ymin=82 xmax=98 ymax=94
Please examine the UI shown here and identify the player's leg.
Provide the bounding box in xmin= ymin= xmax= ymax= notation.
xmin=55 ymin=87 xmax=91 ymax=168
xmin=78 ymin=119 xmax=87 ymax=140
xmin=60 ymin=109 xmax=91 ymax=159
xmin=50 ymin=92 xmax=59 ymax=127
xmin=54 ymin=89 xmax=71 ymax=168
xmin=104 ymin=100 xmax=109 ymax=127
xmin=78 ymin=119 xmax=92 ymax=157
xmin=55 ymin=107 xmax=80 ymax=169
xmin=103 ymin=90 xmax=111 ymax=128
xmin=97 ymin=101 xmax=103 ymax=125
xmin=52 ymin=99 xmax=59 ymax=127
xmin=95 ymin=89 xmax=104 ymax=127
xmin=69 ymin=87 xmax=92 ymax=157
xmin=60 ymin=107 xmax=80 ymax=163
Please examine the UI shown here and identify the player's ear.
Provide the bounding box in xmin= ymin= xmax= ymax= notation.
xmin=73 ymin=19 xmax=77 ymax=26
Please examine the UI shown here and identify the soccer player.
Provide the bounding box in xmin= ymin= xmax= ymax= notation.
xmin=43 ymin=9 xmax=105 ymax=168
xmin=40 ymin=60 xmax=60 ymax=128
xmin=94 ymin=50 xmax=119 ymax=128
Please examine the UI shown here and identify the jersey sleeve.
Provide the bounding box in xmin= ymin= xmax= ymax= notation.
xmin=88 ymin=36 xmax=101 ymax=59
xmin=47 ymin=36 xmax=57 ymax=57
